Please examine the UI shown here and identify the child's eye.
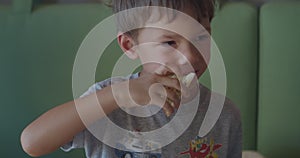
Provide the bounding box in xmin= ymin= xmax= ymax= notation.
xmin=162 ymin=41 xmax=177 ymax=47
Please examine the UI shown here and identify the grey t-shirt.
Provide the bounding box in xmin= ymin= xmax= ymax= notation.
xmin=62 ymin=73 xmax=242 ymax=158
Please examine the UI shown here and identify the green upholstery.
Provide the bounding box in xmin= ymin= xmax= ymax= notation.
xmin=258 ymin=2 xmax=300 ymax=158
xmin=210 ymin=2 xmax=258 ymax=149
xmin=1 ymin=0 xmax=299 ymax=157
xmin=0 ymin=1 xmax=115 ymax=157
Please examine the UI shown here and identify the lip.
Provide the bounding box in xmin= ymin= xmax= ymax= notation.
xmin=165 ymin=68 xmax=201 ymax=78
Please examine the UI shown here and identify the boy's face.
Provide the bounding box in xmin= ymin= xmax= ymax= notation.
xmin=119 ymin=9 xmax=211 ymax=78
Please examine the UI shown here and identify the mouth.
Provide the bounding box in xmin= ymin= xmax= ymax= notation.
xmin=182 ymin=70 xmax=201 ymax=79
xmin=164 ymin=67 xmax=201 ymax=79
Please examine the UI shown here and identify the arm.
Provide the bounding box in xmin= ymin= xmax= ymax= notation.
xmin=20 ymin=85 xmax=118 ymax=157
xmin=20 ymin=73 xmax=182 ymax=157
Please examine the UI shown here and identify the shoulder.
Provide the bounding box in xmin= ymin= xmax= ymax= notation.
xmin=199 ymin=84 xmax=241 ymax=124
xmin=221 ymin=97 xmax=241 ymax=124
xmin=197 ymin=84 xmax=242 ymax=141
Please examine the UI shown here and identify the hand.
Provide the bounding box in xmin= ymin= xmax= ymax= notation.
xmin=112 ymin=72 xmax=182 ymax=117
xmin=154 ymin=64 xmax=199 ymax=105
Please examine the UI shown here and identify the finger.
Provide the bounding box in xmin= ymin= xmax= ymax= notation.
xmin=155 ymin=75 xmax=181 ymax=91
xmin=162 ymin=100 xmax=175 ymax=117
xmin=155 ymin=65 xmax=168 ymax=75
xmin=155 ymin=63 xmax=182 ymax=78
xmin=157 ymin=87 xmax=180 ymax=109
xmin=164 ymin=62 xmax=183 ymax=78
xmin=151 ymin=92 xmax=176 ymax=117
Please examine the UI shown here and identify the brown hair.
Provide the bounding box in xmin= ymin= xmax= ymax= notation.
xmin=108 ymin=0 xmax=215 ymax=40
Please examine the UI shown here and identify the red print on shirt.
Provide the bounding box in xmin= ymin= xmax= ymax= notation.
xmin=180 ymin=136 xmax=222 ymax=158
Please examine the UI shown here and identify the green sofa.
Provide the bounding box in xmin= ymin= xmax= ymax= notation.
xmin=0 ymin=0 xmax=299 ymax=157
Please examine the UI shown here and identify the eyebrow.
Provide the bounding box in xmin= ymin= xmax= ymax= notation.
xmin=158 ymin=27 xmax=211 ymax=39
xmin=158 ymin=32 xmax=181 ymax=39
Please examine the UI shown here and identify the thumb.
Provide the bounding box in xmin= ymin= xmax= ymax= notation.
xmin=154 ymin=65 xmax=168 ymax=75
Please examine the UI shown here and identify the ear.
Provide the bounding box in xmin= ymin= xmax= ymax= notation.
xmin=117 ymin=32 xmax=139 ymax=60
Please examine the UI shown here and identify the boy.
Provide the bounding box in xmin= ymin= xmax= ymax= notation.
xmin=21 ymin=0 xmax=242 ymax=158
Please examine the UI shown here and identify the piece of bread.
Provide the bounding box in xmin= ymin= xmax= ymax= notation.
xmin=165 ymin=72 xmax=196 ymax=117
xmin=182 ymin=72 xmax=196 ymax=87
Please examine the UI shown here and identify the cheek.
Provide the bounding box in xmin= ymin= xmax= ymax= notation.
xmin=138 ymin=46 xmax=174 ymax=64
xmin=193 ymin=42 xmax=211 ymax=65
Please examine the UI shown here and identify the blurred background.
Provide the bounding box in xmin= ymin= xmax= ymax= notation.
xmin=0 ymin=0 xmax=297 ymax=5
xmin=0 ymin=0 xmax=299 ymax=158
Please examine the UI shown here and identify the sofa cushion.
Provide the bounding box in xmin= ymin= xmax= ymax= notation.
xmin=0 ymin=2 xmax=115 ymax=157
xmin=258 ymin=2 xmax=300 ymax=158
xmin=202 ymin=2 xmax=258 ymax=149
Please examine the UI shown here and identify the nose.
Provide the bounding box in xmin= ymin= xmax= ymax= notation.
xmin=176 ymin=40 xmax=210 ymax=76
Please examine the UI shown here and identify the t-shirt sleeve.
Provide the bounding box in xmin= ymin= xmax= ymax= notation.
xmin=61 ymin=130 xmax=85 ymax=151
xmin=60 ymin=76 xmax=133 ymax=152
